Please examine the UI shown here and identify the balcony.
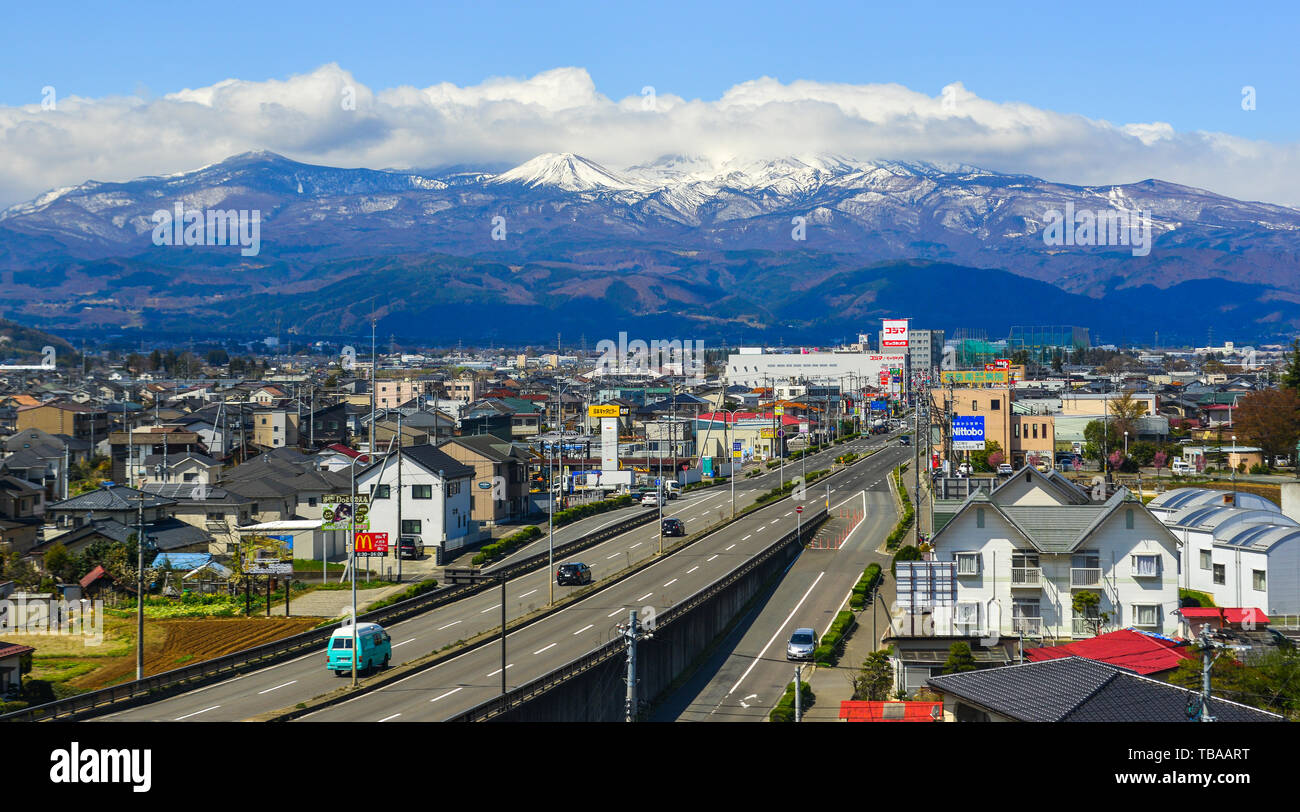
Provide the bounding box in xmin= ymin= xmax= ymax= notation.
xmin=1071 ymin=568 xmax=1102 ymax=588
xmin=1010 ymin=567 xmax=1042 ymax=588
xmin=1011 ymin=616 xmax=1043 ymax=636
xmin=1071 ymin=617 xmax=1104 ymax=638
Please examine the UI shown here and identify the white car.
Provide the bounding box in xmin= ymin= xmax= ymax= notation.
xmin=641 ymin=492 xmax=662 ymax=506
xmin=957 ymin=462 xmax=972 ymax=477
xmin=997 ymin=463 xmax=1014 ymax=476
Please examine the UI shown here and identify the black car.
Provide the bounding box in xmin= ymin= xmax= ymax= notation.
xmin=556 ymin=562 xmax=593 ymax=586
xmin=399 ymin=535 xmax=423 ymax=559
xmin=662 ymin=517 xmax=685 ymax=537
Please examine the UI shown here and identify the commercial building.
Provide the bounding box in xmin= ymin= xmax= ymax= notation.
xmin=929 ymin=386 xmax=1056 ymax=469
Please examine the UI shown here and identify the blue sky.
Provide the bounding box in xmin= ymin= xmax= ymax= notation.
xmin=5 ymin=0 xmax=1298 ymax=139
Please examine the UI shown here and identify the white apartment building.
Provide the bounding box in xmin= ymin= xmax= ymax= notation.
xmin=904 ymin=469 xmax=1180 ymax=642
xmin=355 ymin=444 xmax=475 ymax=561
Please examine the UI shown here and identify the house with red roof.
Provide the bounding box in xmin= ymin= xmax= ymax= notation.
xmin=0 ymin=640 xmax=35 ymax=698
xmin=1177 ymin=607 xmax=1268 ymax=632
xmin=1023 ymin=629 xmax=1194 ymax=677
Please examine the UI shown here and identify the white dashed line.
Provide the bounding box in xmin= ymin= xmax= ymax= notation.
xmin=630 ymin=542 xmax=642 ymax=549
xmin=431 ymin=687 xmax=463 ymax=702
xmin=378 ymin=713 xmax=402 ymax=722
xmin=175 ymin=706 xmax=219 ymax=720
xmin=742 ymin=535 xmax=752 ymax=541
xmin=519 ymin=589 xmax=537 ymax=598
xmin=480 ymin=606 xmax=497 ymax=614
xmin=574 ymin=624 xmax=594 ymax=635
xmin=636 ymin=592 xmax=653 ymax=602
xmin=534 ymin=642 xmax=558 ymax=654
xmin=706 ymin=555 xmax=719 ymax=562
xmin=438 ymin=620 xmax=462 ymax=630
xmin=258 ymin=680 xmax=297 ymax=694
xmin=486 ymin=665 xmax=514 ymax=677
xmin=607 ymin=609 xmax=624 ymax=617
xmin=663 ymin=578 xmax=677 ymax=587
xmin=687 ymin=566 xmax=699 ymax=573
xmin=392 ymin=638 xmax=415 ymax=648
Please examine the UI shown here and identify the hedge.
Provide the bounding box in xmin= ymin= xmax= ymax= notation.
xmin=885 ymin=463 xmax=915 ymax=550
xmin=363 ymin=577 xmax=440 ymax=612
xmin=813 ymin=610 xmax=858 ymax=665
xmin=471 ymin=525 xmax=543 ymax=565
xmin=769 ymin=680 xmax=816 ymax=723
xmin=552 ymin=494 xmax=635 ymax=528
xmin=754 ymin=469 xmax=830 ymax=505
xmin=848 ymin=563 xmax=883 ymax=611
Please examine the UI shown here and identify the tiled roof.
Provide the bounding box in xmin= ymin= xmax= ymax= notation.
xmin=1023 ymin=629 xmax=1194 ymax=675
xmin=48 ymin=484 xmax=174 ymax=512
xmin=928 ymin=656 xmax=1282 ymax=722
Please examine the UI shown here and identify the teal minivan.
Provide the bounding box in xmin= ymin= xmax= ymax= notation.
xmin=327 ymin=621 xmax=392 ymax=676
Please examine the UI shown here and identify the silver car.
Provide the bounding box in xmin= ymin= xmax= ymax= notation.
xmin=786 ymin=627 xmax=817 ymax=661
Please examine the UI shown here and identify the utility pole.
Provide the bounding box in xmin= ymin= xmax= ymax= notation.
xmin=621 ymin=609 xmax=654 ymax=721
xmin=369 ymin=318 xmax=377 ymax=457
xmin=134 ymin=472 xmax=146 ymax=681
xmin=396 ymin=409 xmax=403 ymax=583
xmin=794 ymin=664 xmax=803 ymax=722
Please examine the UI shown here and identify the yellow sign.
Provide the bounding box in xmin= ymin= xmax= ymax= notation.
xmin=732 ymin=451 xmax=742 ymax=458
xmin=760 ymin=428 xmax=776 ymax=439
xmin=588 ymin=404 xmax=623 ymax=418
xmin=774 ymin=406 xmax=784 ymax=415
xmin=941 ymin=369 xmax=1009 ymax=385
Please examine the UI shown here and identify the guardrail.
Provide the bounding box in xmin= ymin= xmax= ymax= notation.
xmin=448 ymin=507 xmax=829 ymax=722
xmin=0 ymin=509 xmax=658 ymax=723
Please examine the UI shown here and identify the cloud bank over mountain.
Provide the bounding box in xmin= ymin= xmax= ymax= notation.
xmin=2 ymin=63 xmax=1298 ymax=208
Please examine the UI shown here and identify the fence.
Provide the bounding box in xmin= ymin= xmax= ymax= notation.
xmin=0 ymin=509 xmax=657 ymax=723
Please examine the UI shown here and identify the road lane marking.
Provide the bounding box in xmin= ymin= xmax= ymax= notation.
xmin=574 ymin=624 xmax=594 ymax=635
xmin=258 ymin=680 xmax=298 ymax=694
xmin=480 ymin=606 xmax=497 ymax=613
xmin=636 ymin=592 xmax=653 ymax=601
xmin=534 ymin=642 xmax=557 ymax=654
xmin=663 ymin=578 xmax=677 ymax=587
xmin=630 ymin=542 xmax=642 ymax=549
xmin=392 ymin=638 xmax=416 ymax=648
xmin=431 ymin=687 xmax=463 ymax=702
xmin=706 ymin=555 xmax=718 ymax=562
xmin=742 ymin=535 xmax=752 ymax=541
xmin=438 ymin=620 xmax=462 ymax=630
xmin=607 ymin=553 xmax=620 ymax=559
xmin=725 ymin=544 xmax=736 ymax=550
xmin=175 ymin=705 xmax=220 ymax=720
xmin=486 ymin=664 xmax=514 ymax=677
xmin=726 ymin=571 xmax=826 ymax=697
xmin=687 ymin=566 xmax=699 ymax=573
xmin=519 ymin=589 xmax=537 ymax=598
xmin=607 ymin=609 xmax=624 ymax=617
xmin=378 ymin=713 xmax=401 ymax=722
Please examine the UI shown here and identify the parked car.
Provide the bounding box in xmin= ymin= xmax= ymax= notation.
xmin=327 ymin=621 xmax=391 ymax=676
xmin=997 ymin=463 xmax=1014 ymax=476
xmin=1171 ymin=460 xmax=1194 ymax=475
xmin=556 ymin=562 xmax=593 ymax=586
xmin=398 ymin=535 xmax=423 ymax=559
xmin=786 ymin=627 xmax=818 ymax=661
xmin=662 ymin=517 xmax=685 ymax=536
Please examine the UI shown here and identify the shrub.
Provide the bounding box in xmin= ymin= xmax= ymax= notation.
xmin=814 ymin=611 xmax=858 ymax=665
xmin=472 ymin=525 xmax=543 ymax=565
xmin=769 ymin=680 xmax=816 ymax=723
xmin=364 ymin=578 xmax=439 ymax=612
xmin=849 ymin=563 xmax=883 ymax=610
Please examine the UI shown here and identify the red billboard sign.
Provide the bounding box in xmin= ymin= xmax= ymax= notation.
xmin=354 ymin=532 xmax=389 ymax=557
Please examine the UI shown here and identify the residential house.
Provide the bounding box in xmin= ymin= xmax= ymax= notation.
xmin=438 ymin=434 xmax=532 ymax=525
xmin=356 ymin=444 xmax=475 ymax=563
xmin=0 ymin=475 xmax=44 ymax=554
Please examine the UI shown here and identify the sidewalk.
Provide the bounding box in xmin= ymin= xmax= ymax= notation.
xmin=279 ymin=582 xmax=412 ymax=618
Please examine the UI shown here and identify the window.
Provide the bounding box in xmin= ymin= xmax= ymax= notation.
xmin=308 ymin=497 xmax=317 ymax=507
xmin=1125 ymin=509 xmax=1134 ymax=530
xmin=954 ymin=602 xmax=981 ymax=633
xmin=412 ymin=484 xmax=432 ymax=499
xmin=955 ymin=552 xmax=981 ymax=575
xmin=448 ymin=480 xmax=461 ymax=496
xmin=1014 ymin=424 xmax=1020 ymax=439
xmin=1253 ymin=570 xmax=1266 ymax=591
xmin=1133 ymin=604 xmax=1161 ymax=627
xmin=975 ymin=508 xmax=985 ymax=528
xmin=971 ymin=400 xmax=979 ymax=411
xmin=1131 ymin=554 xmax=1159 ymax=577
xmin=401 ymin=519 xmax=421 ymax=535
xmin=1199 ymin=550 xmax=1212 ymax=570
xmin=1213 ymin=564 xmax=1226 ymax=585
xmin=1031 ymin=424 xmax=1038 ymax=439
xmin=990 ymin=399 xmax=1000 ymax=410
xmin=371 ymin=484 xmax=391 ymax=499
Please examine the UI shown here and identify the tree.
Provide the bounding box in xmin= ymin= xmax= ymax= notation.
xmin=1110 ymin=390 xmax=1147 ymax=438
xmin=1168 ymin=647 xmax=1300 ymax=721
xmin=1129 ymin=441 xmax=1157 ymax=467
xmin=1234 ymin=388 xmax=1300 ymax=465
xmin=891 ymin=545 xmax=923 ymax=576
xmin=1051 ymin=348 xmax=1065 ymax=374
xmin=1083 ymin=419 xmax=1121 ymax=469
xmin=1153 ymin=450 xmax=1168 ymax=479
xmin=1072 ymin=590 xmax=1111 ymax=637
xmin=1282 ymin=339 xmax=1300 ymax=395
xmin=206 ymin=348 xmax=230 ymax=366
xmin=852 ymin=649 xmax=895 ymax=701
xmin=969 ymin=440 xmax=1004 ymax=473
xmin=43 ymin=543 xmax=75 ymax=583
xmin=941 ymin=641 xmax=978 ymax=674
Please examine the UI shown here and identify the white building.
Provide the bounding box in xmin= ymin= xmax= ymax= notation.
xmin=907 ymin=469 xmax=1180 ymax=641
xmin=1148 ymin=487 xmax=1300 ymax=614
xmin=355 ymin=444 xmax=475 ymax=561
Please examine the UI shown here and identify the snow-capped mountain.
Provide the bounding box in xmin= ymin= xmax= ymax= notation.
xmin=2 ymin=150 xmax=1300 ymax=343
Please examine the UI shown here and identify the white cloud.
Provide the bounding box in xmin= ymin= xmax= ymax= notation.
xmin=1 ymin=63 xmax=1298 ymax=207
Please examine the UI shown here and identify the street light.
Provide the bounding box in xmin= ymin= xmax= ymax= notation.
xmin=348 ymin=450 xmax=372 ymax=687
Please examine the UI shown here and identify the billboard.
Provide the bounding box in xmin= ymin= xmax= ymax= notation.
xmin=242 ymin=533 xmax=293 ymax=575
xmin=871 ymin=400 xmax=889 ymax=411
xmin=322 ymin=493 xmax=370 ymax=531
xmin=952 ymin=415 xmax=986 ymax=451
xmin=354 ymin=532 xmax=389 ymax=558
xmin=942 ymin=369 xmax=1009 ymax=385
xmin=600 ymin=417 xmax=618 ymax=472
xmin=588 ymin=404 xmax=623 ymax=418
xmin=882 ymin=318 xmax=909 ymax=349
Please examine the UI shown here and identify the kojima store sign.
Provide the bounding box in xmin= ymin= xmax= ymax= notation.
xmin=953 ymin=415 xmax=985 ymax=450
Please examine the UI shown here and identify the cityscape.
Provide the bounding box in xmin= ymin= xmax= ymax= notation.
xmin=1 ymin=0 xmax=1296 ymax=793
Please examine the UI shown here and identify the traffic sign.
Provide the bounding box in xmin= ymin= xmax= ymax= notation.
xmin=733 ymin=441 xmax=742 ymax=451
xmin=795 ymin=505 xmax=804 ymax=514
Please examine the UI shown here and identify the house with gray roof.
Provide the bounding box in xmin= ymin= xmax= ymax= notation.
xmin=927 ymin=656 xmax=1282 ymax=722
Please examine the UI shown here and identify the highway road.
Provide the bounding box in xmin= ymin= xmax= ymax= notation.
xmin=300 ymin=440 xmax=910 ymax=722
xmin=99 ymin=428 xmax=905 ymax=722
xmin=653 ymin=449 xmax=904 ymax=721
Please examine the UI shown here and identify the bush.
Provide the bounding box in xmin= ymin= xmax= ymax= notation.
xmin=552 ymin=494 xmax=634 ymax=528
xmin=769 ymin=680 xmax=816 ymax=723
xmin=849 ymin=563 xmax=883 ymax=610
xmin=891 ymin=545 xmax=923 ymax=576
xmin=364 ymin=578 xmax=440 ymax=612
xmin=471 ymin=525 xmax=543 ymax=565
xmin=1250 ymin=463 xmax=1269 ymax=475
xmin=814 ymin=611 xmax=858 ymax=665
